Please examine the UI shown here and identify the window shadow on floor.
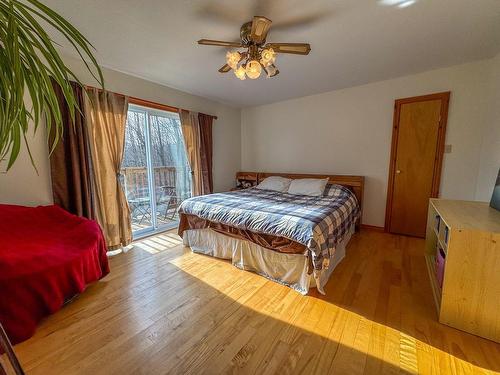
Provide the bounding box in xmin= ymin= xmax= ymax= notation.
xmin=131 ymin=229 xmax=500 ymax=373
xmin=14 ymin=250 xmax=412 ymax=374
xmin=15 ymin=230 xmax=499 ymax=374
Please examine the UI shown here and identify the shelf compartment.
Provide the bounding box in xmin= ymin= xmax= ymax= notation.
xmin=425 ymin=254 xmax=442 ymax=315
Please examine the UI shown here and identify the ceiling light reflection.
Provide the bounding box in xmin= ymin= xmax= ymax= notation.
xmin=379 ymin=0 xmax=418 ymax=7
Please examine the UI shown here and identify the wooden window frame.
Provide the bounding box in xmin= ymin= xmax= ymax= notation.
xmin=84 ymin=86 xmax=217 ymax=119
xmin=128 ymin=97 xmax=179 ymax=114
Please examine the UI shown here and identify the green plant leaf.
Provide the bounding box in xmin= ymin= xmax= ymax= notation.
xmin=0 ymin=0 xmax=104 ymax=171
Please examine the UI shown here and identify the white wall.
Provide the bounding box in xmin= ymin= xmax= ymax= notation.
xmin=476 ymin=53 xmax=500 ymax=200
xmin=0 ymin=55 xmax=241 ymax=206
xmin=242 ymin=59 xmax=495 ymax=226
xmin=0 ymin=121 xmax=53 ymax=206
xmin=2 ymin=54 xmax=497 ymax=224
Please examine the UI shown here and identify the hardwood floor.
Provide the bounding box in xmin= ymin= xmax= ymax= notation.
xmin=12 ymin=230 xmax=500 ymax=374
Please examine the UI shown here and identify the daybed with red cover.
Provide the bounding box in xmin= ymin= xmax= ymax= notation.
xmin=0 ymin=204 xmax=109 ymax=344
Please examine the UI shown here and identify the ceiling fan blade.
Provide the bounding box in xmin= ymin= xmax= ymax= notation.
xmin=198 ymin=39 xmax=243 ymax=47
xmin=266 ymin=43 xmax=311 ymax=55
xmin=253 ymin=0 xmax=273 ymax=17
xmin=195 ymin=4 xmax=240 ymax=24
xmin=272 ymin=11 xmax=334 ymax=31
xmin=250 ymin=16 xmax=272 ymax=44
xmin=218 ymin=64 xmax=232 ymax=73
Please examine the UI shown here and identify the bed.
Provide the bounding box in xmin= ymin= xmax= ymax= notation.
xmin=0 ymin=204 xmax=109 ymax=345
xmin=178 ymin=173 xmax=364 ymax=294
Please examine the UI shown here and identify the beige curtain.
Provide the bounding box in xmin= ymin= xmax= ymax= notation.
xmin=179 ymin=109 xmax=203 ymax=196
xmin=85 ymin=88 xmax=132 ymax=250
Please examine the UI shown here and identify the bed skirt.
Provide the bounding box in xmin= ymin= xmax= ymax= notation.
xmin=182 ymin=225 xmax=354 ymax=295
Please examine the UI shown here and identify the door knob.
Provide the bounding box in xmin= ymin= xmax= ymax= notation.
xmin=396 ymin=170 xmax=401 ymax=174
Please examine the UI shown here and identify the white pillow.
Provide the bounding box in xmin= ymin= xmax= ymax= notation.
xmin=256 ymin=176 xmax=292 ymax=192
xmin=287 ymin=178 xmax=329 ymax=196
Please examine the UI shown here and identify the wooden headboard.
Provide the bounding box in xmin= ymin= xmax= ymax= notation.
xmin=236 ymin=172 xmax=365 ymax=225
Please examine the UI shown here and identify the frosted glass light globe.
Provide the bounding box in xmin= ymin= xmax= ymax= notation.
xmin=234 ymin=66 xmax=246 ymax=80
xmin=226 ymin=51 xmax=241 ymax=69
xmin=260 ymin=48 xmax=276 ymax=67
xmin=265 ymin=64 xmax=277 ymax=78
xmin=245 ymin=60 xmax=262 ymax=79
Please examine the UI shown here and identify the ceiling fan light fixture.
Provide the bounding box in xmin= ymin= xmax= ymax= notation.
xmin=234 ymin=65 xmax=246 ymax=80
xmin=260 ymin=48 xmax=276 ymax=67
xmin=245 ymin=60 xmax=262 ymax=79
xmin=264 ymin=64 xmax=278 ymax=78
xmin=226 ymin=51 xmax=241 ymax=69
xmin=198 ymin=17 xmax=310 ymax=80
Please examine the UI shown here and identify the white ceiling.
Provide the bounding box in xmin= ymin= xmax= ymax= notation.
xmin=44 ymin=0 xmax=500 ymax=107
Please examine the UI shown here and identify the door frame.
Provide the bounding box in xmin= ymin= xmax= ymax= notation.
xmin=126 ymin=101 xmax=187 ymax=239
xmin=384 ymin=91 xmax=451 ymax=233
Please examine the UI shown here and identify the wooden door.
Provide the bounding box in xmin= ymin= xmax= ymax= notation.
xmin=385 ymin=92 xmax=450 ymax=237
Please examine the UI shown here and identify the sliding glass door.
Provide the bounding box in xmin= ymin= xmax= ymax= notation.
xmin=122 ymin=104 xmax=191 ymax=238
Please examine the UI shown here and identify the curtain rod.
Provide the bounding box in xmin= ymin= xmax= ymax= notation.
xmin=84 ymin=85 xmax=218 ymax=120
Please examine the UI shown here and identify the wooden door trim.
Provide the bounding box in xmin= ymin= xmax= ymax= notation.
xmin=384 ymin=91 xmax=450 ymax=233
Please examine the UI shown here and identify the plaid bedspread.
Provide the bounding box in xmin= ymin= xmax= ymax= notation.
xmin=178 ymin=185 xmax=360 ymax=271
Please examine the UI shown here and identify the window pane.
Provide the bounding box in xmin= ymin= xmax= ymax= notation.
xmin=149 ymin=111 xmax=192 ymax=225
xmin=122 ymin=109 xmax=153 ymax=232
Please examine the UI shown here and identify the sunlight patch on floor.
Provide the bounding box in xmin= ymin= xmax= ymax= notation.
xmin=133 ymin=232 xmax=183 ymax=254
xmin=169 ymin=250 xmax=489 ymax=374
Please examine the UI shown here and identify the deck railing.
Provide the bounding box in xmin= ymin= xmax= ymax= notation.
xmin=121 ymin=166 xmax=177 ymax=198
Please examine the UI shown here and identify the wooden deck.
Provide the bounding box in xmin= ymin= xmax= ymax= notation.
xmin=131 ymin=215 xmax=179 ymax=233
xmin=12 ymin=230 xmax=500 ymax=374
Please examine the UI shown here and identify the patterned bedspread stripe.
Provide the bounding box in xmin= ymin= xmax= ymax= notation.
xmin=178 ymin=185 xmax=360 ymax=270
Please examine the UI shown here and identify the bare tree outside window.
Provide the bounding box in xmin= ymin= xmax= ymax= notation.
xmin=123 ymin=110 xmax=147 ymax=168
xmin=121 ymin=106 xmax=192 ymax=234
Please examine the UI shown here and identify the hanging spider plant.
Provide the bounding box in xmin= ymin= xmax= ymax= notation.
xmin=0 ymin=0 xmax=104 ymax=171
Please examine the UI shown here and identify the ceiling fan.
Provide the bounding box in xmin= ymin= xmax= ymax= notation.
xmin=197 ymin=16 xmax=311 ymax=80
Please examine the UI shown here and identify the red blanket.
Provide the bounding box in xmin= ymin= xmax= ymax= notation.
xmin=0 ymin=204 xmax=109 ymax=345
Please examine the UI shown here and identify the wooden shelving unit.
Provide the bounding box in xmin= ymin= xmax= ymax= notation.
xmin=425 ymin=199 xmax=500 ymax=343
xmin=424 ymin=253 xmax=442 ymax=310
